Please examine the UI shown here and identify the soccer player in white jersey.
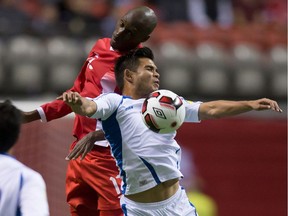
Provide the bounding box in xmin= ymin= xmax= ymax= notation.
xmin=59 ymin=47 xmax=282 ymax=216
xmin=0 ymin=100 xmax=50 ymax=216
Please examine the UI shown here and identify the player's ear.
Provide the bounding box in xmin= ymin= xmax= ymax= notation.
xmin=124 ymin=69 xmax=134 ymax=83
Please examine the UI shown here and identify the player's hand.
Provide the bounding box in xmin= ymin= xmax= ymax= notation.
xmin=57 ymin=91 xmax=96 ymax=116
xmin=250 ymin=98 xmax=282 ymax=112
xmin=57 ymin=91 xmax=82 ymax=105
xmin=65 ymin=130 xmax=105 ymax=160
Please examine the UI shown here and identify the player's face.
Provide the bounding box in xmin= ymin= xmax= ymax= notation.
xmin=111 ymin=15 xmax=150 ymax=52
xmin=133 ymin=58 xmax=160 ymax=98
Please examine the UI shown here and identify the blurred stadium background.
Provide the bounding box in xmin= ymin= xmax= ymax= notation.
xmin=0 ymin=0 xmax=286 ymax=216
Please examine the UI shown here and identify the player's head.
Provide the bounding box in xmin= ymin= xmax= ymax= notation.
xmin=111 ymin=6 xmax=157 ymax=52
xmin=115 ymin=46 xmax=159 ymax=98
xmin=0 ymin=100 xmax=22 ymax=153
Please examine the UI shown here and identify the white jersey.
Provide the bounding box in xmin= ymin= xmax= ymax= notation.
xmin=91 ymin=93 xmax=201 ymax=195
xmin=0 ymin=154 xmax=49 ymax=216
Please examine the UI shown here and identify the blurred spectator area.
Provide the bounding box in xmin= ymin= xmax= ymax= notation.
xmin=0 ymin=22 xmax=286 ymax=102
xmin=149 ymin=22 xmax=287 ymax=102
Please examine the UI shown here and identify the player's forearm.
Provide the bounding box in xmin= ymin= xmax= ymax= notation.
xmin=199 ymin=100 xmax=255 ymax=120
xmin=22 ymin=110 xmax=41 ymax=123
xmin=199 ymin=98 xmax=282 ymax=120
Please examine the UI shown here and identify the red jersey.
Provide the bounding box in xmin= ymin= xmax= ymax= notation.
xmin=38 ymin=38 xmax=122 ymax=143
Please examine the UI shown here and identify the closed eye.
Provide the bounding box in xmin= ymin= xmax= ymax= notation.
xmin=145 ymin=65 xmax=157 ymax=72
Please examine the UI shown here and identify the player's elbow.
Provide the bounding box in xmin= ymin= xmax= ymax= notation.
xmin=200 ymin=110 xmax=223 ymax=120
xmin=199 ymin=103 xmax=223 ymax=120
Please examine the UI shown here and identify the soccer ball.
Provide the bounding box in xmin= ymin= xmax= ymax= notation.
xmin=141 ymin=89 xmax=186 ymax=134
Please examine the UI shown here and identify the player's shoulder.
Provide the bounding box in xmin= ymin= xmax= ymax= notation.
xmin=21 ymin=166 xmax=45 ymax=183
xmin=95 ymin=93 xmax=123 ymax=104
xmin=92 ymin=38 xmax=111 ymax=50
xmin=123 ymin=98 xmax=142 ymax=110
xmin=101 ymin=38 xmax=111 ymax=44
xmin=182 ymin=98 xmax=202 ymax=106
xmin=0 ymin=154 xmax=43 ymax=181
xmin=97 ymin=92 xmax=121 ymax=99
xmin=0 ymin=154 xmax=23 ymax=168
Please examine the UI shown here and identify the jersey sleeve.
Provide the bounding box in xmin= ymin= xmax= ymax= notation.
xmin=90 ymin=93 xmax=122 ymax=120
xmin=38 ymin=61 xmax=89 ymax=122
xmin=20 ymin=168 xmax=49 ymax=216
xmin=38 ymin=99 xmax=72 ymax=122
xmin=183 ymin=99 xmax=202 ymax=123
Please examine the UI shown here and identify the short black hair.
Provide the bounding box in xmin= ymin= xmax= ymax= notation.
xmin=0 ymin=100 xmax=22 ymax=153
xmin=114 ymin=47 xmax=154 ymax=91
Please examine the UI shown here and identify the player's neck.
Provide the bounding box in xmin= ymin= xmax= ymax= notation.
xmin=122 ymin=88 xmax=144 ymax=100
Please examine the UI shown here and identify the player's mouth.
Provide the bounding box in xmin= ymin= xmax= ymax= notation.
xmin=154 ymin=80 xmax=160 ymax=88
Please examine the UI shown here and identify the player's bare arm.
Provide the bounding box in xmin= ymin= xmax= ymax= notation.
xmin=199 ymin=98 xmax=282 ymax=120
xmin=57 ymin=92 xmax=97 ymax=117
xmin=66 ymin=130 xmax=105 ymax=160
xmin=22 ymin=110 xmax=41 ymax=123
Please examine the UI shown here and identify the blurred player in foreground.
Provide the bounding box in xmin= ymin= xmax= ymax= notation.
xmin=59 ymin=47 xmax=282 ymax=215
xmin=21 ymin=6 xmax=157 ymax=216
xmin=0 ymin=100 xmax=49 ymax=216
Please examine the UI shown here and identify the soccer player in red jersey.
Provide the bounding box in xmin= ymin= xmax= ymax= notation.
xmin=21 ymin=6 xmax=157 ymax=216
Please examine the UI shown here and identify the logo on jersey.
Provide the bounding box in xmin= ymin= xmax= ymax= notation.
xmin=125 ymin=106 xmax=133 ymax=111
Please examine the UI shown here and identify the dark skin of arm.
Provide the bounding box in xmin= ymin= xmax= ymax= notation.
xmin=66 ymin=130 xmax=105 ymax=160
xmin=22 ymin=110 xmax=41 ymax=123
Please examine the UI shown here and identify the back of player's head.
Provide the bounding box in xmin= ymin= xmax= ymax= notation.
xmin=114 ymin=46 xmax=154 ymax=91
xmin=0 ymin=100 xmax=22 ymax=153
